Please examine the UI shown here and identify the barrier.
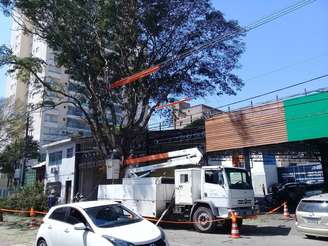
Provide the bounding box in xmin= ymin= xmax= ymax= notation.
xmin=0 ymin=201 xmax=290 ymax=232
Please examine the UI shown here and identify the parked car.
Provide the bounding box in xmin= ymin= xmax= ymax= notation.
xmin=36 ymin=200 xmax=169 ymax=246
xmin=295 ymin=193 xmax=328 ymax=238
xmin=267 ymin=182 xmax=323 ymax=211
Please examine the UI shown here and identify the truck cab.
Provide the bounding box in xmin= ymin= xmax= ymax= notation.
xmin=175 ymin=166 xmax=255 ymax=232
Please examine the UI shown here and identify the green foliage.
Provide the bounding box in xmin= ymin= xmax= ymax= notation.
xmin=5 ymin=182 xmax=47 ymax=211
xmin=0 ymin=136 xmax=39 ymax=182
xmin=0 ymin=198 xmax=7 ymax=208
xmin=0 ymin=97 xmax=26 ymax=145
xmin=0 ymin=0 xmax=245 ymax=159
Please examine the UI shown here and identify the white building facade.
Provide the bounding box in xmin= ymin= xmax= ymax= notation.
xmin=43 ymin=138 xmax=76 ymax=204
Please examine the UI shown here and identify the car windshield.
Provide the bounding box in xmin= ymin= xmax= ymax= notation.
xmin=225 ymin=168 xmax=252 ymax=190
xmin=84 ymin=204 xmax=142 ymax=228
xmin=298 ymin=200 xmax=328 ymax=213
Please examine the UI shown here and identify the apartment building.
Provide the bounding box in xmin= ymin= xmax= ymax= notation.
xmin=6 ymin=15 xmax=92 ymax=147
xmin=5 ymin=15 xmax=32 ymax=110
xmin=173 ymin=102 xmax=221 ymax=129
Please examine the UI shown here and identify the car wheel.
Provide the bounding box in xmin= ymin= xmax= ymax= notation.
xmin=192 ymin=206 xmax=216 ymax=233
xmin=37 ymin=238 xmax=48 ymax=246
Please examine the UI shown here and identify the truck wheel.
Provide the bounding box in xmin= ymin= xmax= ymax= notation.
xmin=192 ymin=206 xmax=216 ymax=233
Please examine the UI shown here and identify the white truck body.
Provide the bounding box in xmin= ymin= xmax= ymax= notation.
xmin=98 ymin=148 xmax=256 ymax=232
xmin=98 ymin=177 xmax=174 ymax=218
xmin=98 ymin=166 xmax=255 ymax=219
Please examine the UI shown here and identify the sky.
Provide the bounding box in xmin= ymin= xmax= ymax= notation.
xmin=0 ymin=0 xmax=327 ymax=111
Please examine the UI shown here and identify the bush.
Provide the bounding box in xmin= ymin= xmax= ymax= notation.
xmin=5 ymin=182 xmax=47 ymax=211
xmin=0 ymin=198 xmax=8 ymax=208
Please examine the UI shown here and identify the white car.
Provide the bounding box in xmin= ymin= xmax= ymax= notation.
xmin=295 ymin=193 xmax=328 ymax=238
xmin=36 ymin=200 xmax=168 ymax=246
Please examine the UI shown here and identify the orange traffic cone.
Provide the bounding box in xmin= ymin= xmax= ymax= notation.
xmin=29 ymin=208 xmax=36 ymax=217
xmin=230 ymin=212 xmax=240 ymax=239
xmin=283 ymin=202 xmax=290 ymax=219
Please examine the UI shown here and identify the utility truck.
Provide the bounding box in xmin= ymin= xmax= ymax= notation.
xmin=98 ymin=148 xmax=255 ymax=232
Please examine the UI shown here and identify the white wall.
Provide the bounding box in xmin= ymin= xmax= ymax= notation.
xmin=45 ymin=141 xmax=76 ymax=204
xmin=250 ymin=153 xmax=278 ymax=197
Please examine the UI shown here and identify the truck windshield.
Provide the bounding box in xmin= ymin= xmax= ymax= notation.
xmin=84 ymin=204 xmax=142 ymax=228
xmin=225 ymin=168 xmax=252 ymax=190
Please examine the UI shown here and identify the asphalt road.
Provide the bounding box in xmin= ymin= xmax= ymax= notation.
xmin=164 ymin=214 xmax=328 ymax=246
xmin=0 ymin=214 xmax=327 ymax=246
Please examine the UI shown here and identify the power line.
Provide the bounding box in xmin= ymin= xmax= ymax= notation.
xmin=147 ymin=110 xmax=328 ymax=146
xmin=210 ymin=74 xmax=328 ymax=113
xmin=149 ymin=83 xmax=328 ymax=129
xmin=110 ymin=0 xmax=317 ymax=88
xmin=148 ymin=91 xmax=328 ymax=131
xmin=160 ymin=0 xmax=317 ymax=66
xmin=245 ymin=53 xmax=328 ymax=82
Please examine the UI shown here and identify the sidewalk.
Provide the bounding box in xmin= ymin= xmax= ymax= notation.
xmin=0 ymin=215 xmax=38 ymax=246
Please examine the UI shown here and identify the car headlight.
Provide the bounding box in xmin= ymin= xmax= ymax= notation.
xmin=103 ymin=235 xmax=135 ymax=246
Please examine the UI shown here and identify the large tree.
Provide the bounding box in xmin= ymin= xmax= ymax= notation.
xmin=0 ymin=136 xmax=39 ymax=187
xmin=0 ymin=97 xmax=26 ymax=146
xmin=0 ymin=1 xmax=245 ymax=164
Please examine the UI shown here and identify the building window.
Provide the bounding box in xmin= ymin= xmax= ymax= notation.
xmin=44 ymin=114 xmax=58 ymax=123
xmin=44 ymin=127 xmax=63 ymax=136
xmin=66 ymin=147 xmax=74 ymax=158
xmin=67 ymin=106 xmax=83 ymax=117
xmin=49 ymin=151 xmax=63 ymax=165
xmin=180 ymin=174 xmax=189 ymax=183
xmin=67 ymin=117 xmax=89 ymax=130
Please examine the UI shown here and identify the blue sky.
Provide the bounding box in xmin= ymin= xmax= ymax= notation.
xmin=0 ymin=0 xmax=327 ymax=110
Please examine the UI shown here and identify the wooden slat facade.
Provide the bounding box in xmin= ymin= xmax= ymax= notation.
xmin=205 ymin=102 xmax=288 ymax=152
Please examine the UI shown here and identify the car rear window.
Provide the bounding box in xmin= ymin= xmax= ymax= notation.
xmin=49 ymin=207 xmax=68 ymax=222
xmin=298 ymin=200 xmax=328 ymax=213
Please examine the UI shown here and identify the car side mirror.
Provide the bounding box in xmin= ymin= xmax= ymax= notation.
xmin=74 ymin=223 xmax=87 ymax=230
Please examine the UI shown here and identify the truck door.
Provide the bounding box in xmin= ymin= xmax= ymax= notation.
xmin=202 ymin=169 xmax=228 ymax=207
xmin=175 ymin=170 xmax=193 ymax=205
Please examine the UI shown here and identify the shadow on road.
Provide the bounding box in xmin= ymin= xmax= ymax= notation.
xmin=160 ymin=223 xmax=292 ymax=237
xmin=240 ymin=225 xmax=291 ymax=236
xmin=304 ymin=236 xmax=328 ymax=242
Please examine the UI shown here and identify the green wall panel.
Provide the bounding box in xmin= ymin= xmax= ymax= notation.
xmin=284 ymin=92 xmax=328 ymax=142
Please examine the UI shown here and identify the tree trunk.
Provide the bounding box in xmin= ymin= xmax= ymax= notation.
xmin=319 ymin=143 xmax=328 ymax=192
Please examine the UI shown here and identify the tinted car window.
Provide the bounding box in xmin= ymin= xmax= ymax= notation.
xmin=298 ymin=200 xmax=328 ymax=213
xmin=85 ymin=205 xmax=142 ymax=228
xmin=49 ymin=207 xmax=68 ymax=222
xmin=66 ymin=208 xmax=88 ymax=225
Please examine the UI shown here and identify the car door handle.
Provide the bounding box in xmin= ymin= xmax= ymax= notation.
xmin=48 ymin=225 xmax=52 ymax=229
xmin=64 ymin=228 xmax=70 ymax=233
